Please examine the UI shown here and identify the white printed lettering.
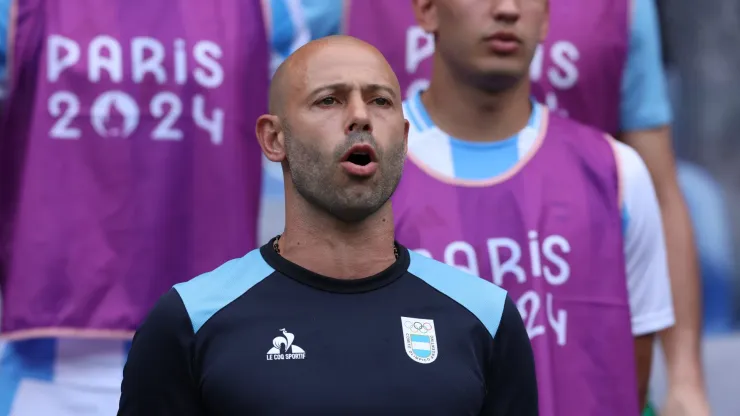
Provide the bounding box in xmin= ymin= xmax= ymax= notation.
xmin=414 ymin=232 xmax=573 ymax=346
xmin=47 ymin=35 xmax=81 ymax=82
xmin=444 ymin=241 xmax=479 ymax=276
xmin=151 ymin=92 xmax=184 ymax=140
xmin=487 ymin=237 xmax=526 ymax=286
xmin=548 ymin=41 xmax=579 ymax=89
xmin=529 ymin=44 xmax=545 ymax=81
xmin=132 ymin=37 xmax=167 ymax=84
xmin=542 ymin=235 xmax=570 ymax=285
xmin=48 ymin=91 xmax=81 ymax=139
xmin=47 ymin=35 xmax=225 ymax=87
xmin=517 ymin=290 xmax=546 ymax=340
xmin=193 ymin=41 xmax=224 ymax=88
xmin=88 ymin=36 xmax=123 ymax=83
xmin=174 ymin=39 xmax=188 ymax=85
xmin=528 ymin=230 xmax=542 ymax=278
xmin=405 ymin=26 xmax=434 ymax=73
xmin=45 ymin=34 xmax=227 ymax=144
xmin=193 ymin=95 xmax=224 ymax=145
xmin=530 ymin=41 xmax=581 ymax=90
xmin=546 ymin=293 xmax=568 ymax=345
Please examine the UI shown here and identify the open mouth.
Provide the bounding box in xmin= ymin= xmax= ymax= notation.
xmin=346 ymin=152 xmax=372 ymax=166
xmin=342 ymin=144 xmax=377 ymax=166
xmin=340 ymin=144 xmax=379 ymax=177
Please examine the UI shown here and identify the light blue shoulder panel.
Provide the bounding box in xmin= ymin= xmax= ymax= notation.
xmin=174 ymin=249 xmax=275 ymax=334
xmin=407 ymin=251 xmax=508 ymax=339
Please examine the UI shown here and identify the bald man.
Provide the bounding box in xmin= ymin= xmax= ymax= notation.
xmin=117 ymin=35 xmax=538 ymax=415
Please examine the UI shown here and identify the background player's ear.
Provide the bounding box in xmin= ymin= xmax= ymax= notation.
xmin=411 ymin=0 xmax=438 ymax=33
xmin=255 ymin=115 xmax=287 ymax=163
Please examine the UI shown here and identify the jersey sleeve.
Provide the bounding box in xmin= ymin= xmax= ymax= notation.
xmin=616 ymin=140 xmax=676 ymax=336
xmin=481 ymin=296 xmax=538 ymax=415
xmin=118 ymin=289 xmax=205 ymax=416
xmin=620 ymin=0 xmax=672 ymax=132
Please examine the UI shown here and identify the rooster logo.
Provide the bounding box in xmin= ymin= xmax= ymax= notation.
xmin=266 ymin=328 xmax=305 ymax=355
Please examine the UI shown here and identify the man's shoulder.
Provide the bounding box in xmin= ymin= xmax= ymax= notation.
xmin=405 ymin=249 xmax=508 ymax=339
xmin=174 ymin=248 xmax=276 ymax=333
xmin=611 ymin=139 xmax=649 ymax=180
xmin=544 ymin=111 xmax=625 ymax=167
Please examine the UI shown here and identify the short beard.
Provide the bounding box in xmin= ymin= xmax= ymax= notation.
xmin=283 ymin=122 xmax=405 ymax=224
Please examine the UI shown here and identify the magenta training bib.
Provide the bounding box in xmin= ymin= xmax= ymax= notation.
xmin=0 ymin=0 xmax=269 ymax=339
xmin=392 ymin=110 xmax=638 ymax=415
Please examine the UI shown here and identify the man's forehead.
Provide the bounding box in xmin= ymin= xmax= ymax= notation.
xmin=299 ymin=46 xmax=397 ymax=92
xmin=271 ymin=36 xmax=401 ymax=112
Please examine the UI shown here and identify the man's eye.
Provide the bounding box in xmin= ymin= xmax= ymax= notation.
xmin=372 ymin=97 xmax=391 ymax=106
xmin=319 ymin=97 xmax=337 ymax=106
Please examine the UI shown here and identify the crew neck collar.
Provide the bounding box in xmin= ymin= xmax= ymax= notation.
xmin=260 ymin=238 xmax=410 ymax=294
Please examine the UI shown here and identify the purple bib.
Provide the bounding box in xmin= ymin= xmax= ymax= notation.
xmin=392 ymin=111 xmax=638 ymax=415
xmin=345 ymin=0 xmax=432 ymax=100
xmin=530 ymin=0 xmax=629 ymax=135
xmin=346 ymin=0 xmax=629 ymax=134
xmin=0 ymin=0 xmax=268 ymax=338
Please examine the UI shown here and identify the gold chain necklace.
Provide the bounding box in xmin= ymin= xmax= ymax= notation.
xmin=272 ymin=234 xmax=399 ymax=259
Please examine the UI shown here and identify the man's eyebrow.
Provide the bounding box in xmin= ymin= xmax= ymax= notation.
xmin=308 ymin=83 xmax=399 ymax=100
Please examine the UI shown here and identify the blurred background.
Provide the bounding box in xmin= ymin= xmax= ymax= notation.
xmin=645 ymin=1 xmax=740 ymax=413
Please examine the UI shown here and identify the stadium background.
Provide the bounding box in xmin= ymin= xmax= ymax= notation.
xmin=257 ymin=1 xmax=740 ymax=414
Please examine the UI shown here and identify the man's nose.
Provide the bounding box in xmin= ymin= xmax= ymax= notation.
xmin=491 ymin=0 xmax=521 ymax=24
xmin=345 ymin=96 xmax=373 ymax=135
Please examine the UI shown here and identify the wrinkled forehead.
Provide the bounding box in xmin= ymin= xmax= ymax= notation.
xmin=296 ymin=44 xmax=400 ymax=98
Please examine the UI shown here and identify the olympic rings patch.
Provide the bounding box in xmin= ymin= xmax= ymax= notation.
xmin=403 ymin=320 xmax=433 ymax=334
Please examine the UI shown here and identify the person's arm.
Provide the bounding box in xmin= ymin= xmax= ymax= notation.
xmin=619 ymin=1 xmax=708 ymax=413
xmin=118 ymin=289 xmax=205 ymax=416
xmin=480 ymin=295 xmax=538 ymax=415
xmin=616 ymin=140 xmax=675 ymax=410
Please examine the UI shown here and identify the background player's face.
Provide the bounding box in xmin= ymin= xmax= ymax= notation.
xmin=283 ymin=42 xmax=409 ymax=223
xmin=414 ymin=0 xmax=549 ymax=90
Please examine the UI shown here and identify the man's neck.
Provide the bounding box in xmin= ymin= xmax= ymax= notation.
xmin=278 ymin=188 xmax=397 ymax=280
xmin=422 ymin=55 xmax=532 ymax=142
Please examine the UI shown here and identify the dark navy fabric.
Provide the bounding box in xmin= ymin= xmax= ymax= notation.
xmin=119 ymin=240 xmax=537 ymax=415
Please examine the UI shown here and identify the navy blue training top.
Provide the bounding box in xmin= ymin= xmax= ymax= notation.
xmin=118 ymin=240 xmax=538 ymax=415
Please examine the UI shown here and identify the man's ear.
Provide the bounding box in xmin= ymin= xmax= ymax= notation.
xmin=412 ymin=0 xmax=439 ymax=34
xmin=255 ymin=114 xmax=286 ymax=163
